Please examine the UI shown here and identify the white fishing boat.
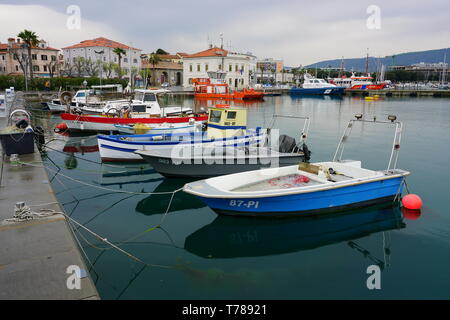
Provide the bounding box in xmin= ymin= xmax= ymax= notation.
xmin=97 ymin=105 xmax=267 ymax=162
xmin=184 ymin=114 xmax=410 ymax=217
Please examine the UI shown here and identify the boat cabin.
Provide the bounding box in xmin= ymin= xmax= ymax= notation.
xmin=207 ymin=105 xmax=247 ymax=139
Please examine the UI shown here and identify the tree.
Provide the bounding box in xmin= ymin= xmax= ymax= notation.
xmin=73 ymin=57 xmax=86 ymax=77
xmin=147 ymin=52 xmax=162 ymax=85
xmin=102 ymin=62 xmax=116 ymax=79
xmin=113 ymin=47 xmax=126 ymax=78
xmin=8 ymin=47 xmax=29 ymax=90
xmin=84 ymin=59 xmax=100 ymax=77
xmin=17 ymin=30 xmax=39 ymax=80
xmin=112 ymin=64 xmax=126 ymax=79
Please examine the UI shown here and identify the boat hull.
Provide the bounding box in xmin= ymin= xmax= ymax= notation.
xmin=137 ymin=151 xmax=305 ymax=178
xmin=98 ymin=130 xmax=266 ymax=162
xmin=193 ymin=177 xmax=404 ymax=217
xmin=290 ymin=87 xmax=345 ymax=95
xmin=45 ymin=102 xmax=66 ymax=112
xmin=60 ymin=113 xmax=208 ymax=133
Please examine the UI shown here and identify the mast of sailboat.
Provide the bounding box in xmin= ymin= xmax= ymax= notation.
xmin=442 ymin=49 xmax=447 ymax=86
xmin=365 ymin=48 xmax=369 ymax=75
xmin=339 ymin=57 xmax=344 ymax=78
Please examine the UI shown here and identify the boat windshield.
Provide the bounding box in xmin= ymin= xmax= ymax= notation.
xmin=209 ymin=110 xmax=222 ymax=123
xmin=75 ymin=92 xmax=86 ymax=98
xmin=134 ymin=92 xmax=158 ymax=102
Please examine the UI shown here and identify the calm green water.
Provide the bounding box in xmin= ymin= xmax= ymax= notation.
xmin=29 ymin=95 xmax=450 ymax=299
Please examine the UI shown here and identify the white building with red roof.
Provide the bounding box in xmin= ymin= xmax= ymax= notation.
xmin=182 ymin=46 xmax=257 ymax=89
xmin=62 ymin=37 xmax=142 ymax=78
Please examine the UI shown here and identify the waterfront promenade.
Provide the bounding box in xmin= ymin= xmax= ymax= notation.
xmin=0 ymin=95 xmax=99 ymax=300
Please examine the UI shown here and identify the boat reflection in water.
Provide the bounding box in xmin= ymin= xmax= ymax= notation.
xmin=185 ymin=203 xmax=405 ymax=259
xmin=136 ymin=178 xmax=206 ymax=216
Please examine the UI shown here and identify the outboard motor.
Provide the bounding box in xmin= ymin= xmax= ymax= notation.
xmin=278 ymin=135 xmax=301 ymax=153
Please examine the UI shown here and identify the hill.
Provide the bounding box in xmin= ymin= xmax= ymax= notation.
xmin=305 ymin=48 xmax=449 ymax=73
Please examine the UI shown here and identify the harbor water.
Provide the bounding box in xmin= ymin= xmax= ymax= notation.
xmin=28 ymin=95 xmax=450 ymax=299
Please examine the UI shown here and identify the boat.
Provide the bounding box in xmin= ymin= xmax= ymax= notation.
xmin=97 ymin=105 xmax=267 ymax=162
xmin=329 ymin=73 xmax=387 ymax=90
xmin=113 ymin=121 xmax=198 ymax=135
xmin=43 ymin=98 xmax=67 ymax=112
xmin=136 ymin=115 xmax=311 ymax=178
xmin=59 ymin=112 xmax=207 ymax=133
xmin=58 ymin=89 xmax=202 ymax=133
xmin=193 ymin=71 xmax=265 ymax=100
xmin=290 ymin=73 xmax=345 ymax=95
xmin=183 ymin=114 xmax=410 ymax=217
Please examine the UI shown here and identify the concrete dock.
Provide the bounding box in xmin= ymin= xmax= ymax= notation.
xmin=0 ymin=96 xmax=99 ymax=300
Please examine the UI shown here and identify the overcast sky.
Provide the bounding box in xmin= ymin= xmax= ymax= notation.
xmin=1 ymin=0 xmax=449 ymax=66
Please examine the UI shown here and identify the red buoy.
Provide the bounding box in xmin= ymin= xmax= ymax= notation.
xmin=402 ymin=194 xmax=423 ymax=210
xmin=54 ymin=122 xmax=68 ymax=133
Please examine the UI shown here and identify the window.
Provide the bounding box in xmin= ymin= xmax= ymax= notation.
xmin=15 ymin=65 xmax=19 ymax=71
xmin=43 ymin=66 xmax=47 ymax=72
xmin=205 ymin=64 xmax=209 ymax=71
xmin=209 ymin=110 xmax=222 ymax=123
xmin=51 ymin=55 xmax=56 ymax=61
xmin=133 ymin=59 xmax=138 ymax=64
xmin=235 ymin=65 xmax=238 ymax=72
xmin=189 ymin=64 xmax=193 ymax=72
xmin=41 ymin=55 xmax=48 ymax=61
xmin=226 ymin=111 xmax=237 ymax=120
xmin=33 ymin=65 xmax=39 ymax=71
xmin=2 ymin=55 xmax=4 ymax=60
xmin=197 ymin=64 xmax=200 ymax=72
xmin=124 ymin=58 xmax=128 ymax=63
xmin=32 ymin=54 xmax=37 ymax=60
xmin=229 ymin=65 xmax=232 ymax=72
xmin=13 ymin=54 xmax=18 ymax=60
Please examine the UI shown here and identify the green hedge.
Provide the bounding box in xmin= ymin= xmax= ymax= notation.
xmin=0 ymin=75 xmax=128 ymax=91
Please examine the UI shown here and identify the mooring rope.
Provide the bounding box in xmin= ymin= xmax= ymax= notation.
xmin=18 ymin=161 xmax=183 ymax=196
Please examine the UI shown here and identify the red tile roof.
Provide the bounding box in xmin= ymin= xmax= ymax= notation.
xmin=62 ymin=37 xmax=140 ymax=51
xmin=185 ymin=47 xmax=228 ymax=58
xmin=0 ymin=42 xmax=58 ymax=51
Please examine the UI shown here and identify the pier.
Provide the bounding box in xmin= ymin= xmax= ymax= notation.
xmin=0 ymin=94 xmax=99 ymax=300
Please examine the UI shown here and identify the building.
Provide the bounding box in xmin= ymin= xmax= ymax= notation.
xmin=141 ymin=59 xmax=183 ymax=86
xmin=0 ymin=38 xmax=60 ymax=77
xmin=182 ymin=47 xmax=257 ymax=89
xmin=390 ymin=62 xmax=449 ymax=72
xmin=256 ymin=58 xmax=284 ymax=84
xmin=62 ymin=37 xmax=141 ymax=78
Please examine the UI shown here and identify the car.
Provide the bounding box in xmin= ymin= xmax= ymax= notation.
xmin=161 ymin=82 xmax=170 ymax=88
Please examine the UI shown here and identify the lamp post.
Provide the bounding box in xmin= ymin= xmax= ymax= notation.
xmin=83 ymin=79 xmax=88 ymax=106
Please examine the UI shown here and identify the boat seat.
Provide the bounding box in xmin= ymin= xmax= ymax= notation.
xmin=298 ymin=162 xmax=320 ymax=175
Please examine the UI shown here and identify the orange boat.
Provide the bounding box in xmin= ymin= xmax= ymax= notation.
xmin=193 ymin=73 xmax=264 ymax=100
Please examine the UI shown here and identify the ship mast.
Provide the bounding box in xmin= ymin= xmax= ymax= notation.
xmin=365 ymin=48 xmax=369 ymax=75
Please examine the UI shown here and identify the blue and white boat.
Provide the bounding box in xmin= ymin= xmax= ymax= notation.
xmin=183 ymin=115 xmax=410 ymax=217
xmin=290 ymin=73 xmax=345 ymax=95
xmin=98 ymin=105 xmax=266 ymax=162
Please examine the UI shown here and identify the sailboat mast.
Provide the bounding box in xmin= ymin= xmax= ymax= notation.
xmin=365 ymin=48 xmax=369 ymax=75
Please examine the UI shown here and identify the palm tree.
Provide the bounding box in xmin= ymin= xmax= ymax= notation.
xmin=147 ymin=52 xmax=162 ymax=85
xmin=113 ymin=47 xmax=126 ymax=77
xmin=17 ymin=29 xmax=39 ymax=80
